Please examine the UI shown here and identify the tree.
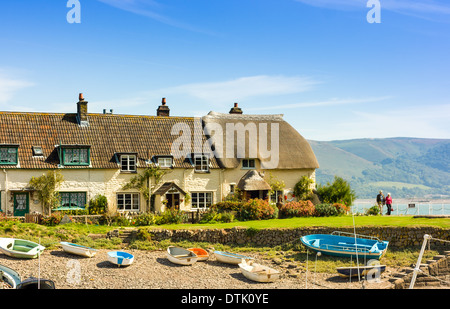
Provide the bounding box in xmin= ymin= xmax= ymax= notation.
xmin=316 ymin=176 xmax=357 ymax=206
xmin=29 ymin=170 xmax=64 ymax=215
xmin=122 ymin=166 xmax=167 ymax=212
xmin=293 ymin=176 xmax=314 ymax=201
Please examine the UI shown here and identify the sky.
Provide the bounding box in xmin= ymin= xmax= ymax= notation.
xmin=0 ymin=0 xmax=449 ymax=141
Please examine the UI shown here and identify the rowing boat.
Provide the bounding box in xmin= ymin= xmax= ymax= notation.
xmin=0 ymin=238 xmax=45 ymax=259
xmin=213 ymin=251 xmax=254 ymax=265
xmin=238 ymin=259 xmax=281 ymax=283
xmin=60 ymin=242 xmax=97 ymax=258
xmin=167 ymin=246 xmax=198 ymax=265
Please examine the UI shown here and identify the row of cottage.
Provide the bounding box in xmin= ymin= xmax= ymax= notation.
xmin=0 ymin=94 xmax=319 ymax=216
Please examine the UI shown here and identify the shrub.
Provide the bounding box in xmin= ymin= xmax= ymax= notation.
xmin=199 ymin=209 xmax=235 ymax=224
xmin=211 ymin=201 xmax=245 ymax=212
xmin=366 ymin=205 xmax=380 ymax=216
xmin=155 ymin=209 xmax=187 ymax=225
xmin=293 ymin=176 xmax=314 ymax=200
xmin=279 ymin=200 xmax=316 ymax=218
xmin=314 ymin=203 xmax=348 ymax=217
xmin=41 ymin=212 xmax=65 ymax=226
xmin=133 ymin=213 xmax=156 ymax=226
xmin=237 ymin=199 xmax=277 ymax=221
xmin=316 ymin=176 xmax=357 ymax=206
xmin=88 ymin=194 xmax=108 ymax=215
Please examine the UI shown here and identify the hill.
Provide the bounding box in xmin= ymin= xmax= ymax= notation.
xmin=309 ymin=137 xmax=450 ymax=199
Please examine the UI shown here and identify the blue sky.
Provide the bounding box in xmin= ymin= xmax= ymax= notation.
xmin=0 ymin=0 xmax=449 ymax=141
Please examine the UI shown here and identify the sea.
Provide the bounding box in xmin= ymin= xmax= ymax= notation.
xmin=351 ymin=199 xmax=450 ymax=216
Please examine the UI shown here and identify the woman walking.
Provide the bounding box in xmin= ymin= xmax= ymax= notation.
xmin=385 ymin=193 xmax=393 ymax=215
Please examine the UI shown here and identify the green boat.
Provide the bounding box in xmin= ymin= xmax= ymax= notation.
xmin=0 ymin=238 xmax=45 ymax=259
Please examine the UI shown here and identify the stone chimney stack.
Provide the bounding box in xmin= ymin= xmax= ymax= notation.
xmin=157 ymin=97 xmax=170 ymax=116
xmin=77 ymin=93 xmax=89 ymax=126
xmin=229 ymin=102 xmax=243 ymax=114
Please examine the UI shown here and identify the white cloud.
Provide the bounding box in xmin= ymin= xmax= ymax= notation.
xmin=161 ymin=75 xmax=319 ymax=106
xmin=0 ymin=71 xmax=34 ymax=104
xmin=295 ymin=0 xmax=450 ymax=21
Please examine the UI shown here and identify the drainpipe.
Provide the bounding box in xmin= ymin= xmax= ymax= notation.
xmin=2 ymin=169 xmax=7 ymax=217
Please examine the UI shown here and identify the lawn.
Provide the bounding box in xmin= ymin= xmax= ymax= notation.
xmin=153 ymin=215 xmax=450 ymax=230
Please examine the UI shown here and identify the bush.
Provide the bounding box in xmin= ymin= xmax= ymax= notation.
xmin=279 ymin=200 xmax=316 ymax=218
xmin=316 ymin=176 xmax=356 ymax=206
xmin=133 ymin=213 xmax=156 ymax=226
xmin=366 ymin=205 xmax=380 ymax=216
xmin=199 ymin=209 xmax=235 ymax=224
xmin=211 ymin=201 xmax=245 ymax=212
xmin=314 ymin=203 xmax=348 ymax=217
xmin=89 ymin=194 xmax=108 ymax=215
xmin=237 ymin=199 xmax=277 ymax=221
xmin=41 ymin=212 xmax=65 ymax=226
xmin=294 ymin=176 xmax=314 ymax=200
xmin=155 ymin=209 xmax=187 ymax=225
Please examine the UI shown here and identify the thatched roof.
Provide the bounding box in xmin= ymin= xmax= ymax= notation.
xmin=202 ymin=111 xmax=319 ymax=170
xmin=237 ymin=170 xmax=271 ymax=191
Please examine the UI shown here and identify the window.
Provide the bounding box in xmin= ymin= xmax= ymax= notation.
xmin=194 ymin=154 xmax=209 ymax=172
xmin=121 ymin=155 xmax=136 ymax=172
xmin=117 ymin=193 xmax=140 ymax=211
xmin=157 ymin=157 xmax=172 ymax=168
xmin=270 ymin=190 xmax=283 ymax=204
xmin=242 ymin=159 xmax=256 ymax=169
xmin=62 ymin=148 xmax=89 ymax=165
xmin=191 ymin=192 xmax=212 ymax=210
xmin=0 ymin=147 xmax=18 ymax=165
xmin=32 ymin=146 xmax=43 ymax=157
xmin=60 ymin=192 xmax=86 ymax=209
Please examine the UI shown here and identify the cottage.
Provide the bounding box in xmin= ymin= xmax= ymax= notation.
xmin=0 ymin=94 xmax=319 ymax=216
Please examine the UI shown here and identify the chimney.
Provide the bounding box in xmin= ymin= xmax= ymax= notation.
xmin=157 ymin=97 xmax=170 ymax=116
xmin=229 ymin=102 xmax=243 ymax=114
xmin=76 ymin=93 xmax=89 ymax=126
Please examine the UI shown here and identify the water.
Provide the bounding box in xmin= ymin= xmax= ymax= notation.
xmin=351 ymin=199 xmax=450 ymax=216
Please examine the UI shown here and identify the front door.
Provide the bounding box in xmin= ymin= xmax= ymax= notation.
xmin=14 ymin=193 xmax=29 ymax=216
xmin=166 ymin=193 xmax=180 ymax=210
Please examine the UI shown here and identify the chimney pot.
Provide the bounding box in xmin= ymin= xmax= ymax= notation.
xmin=162 ymin=97 xmax=167 ymax=105
xmin=79 ymin=93 xmax=84 ymax=101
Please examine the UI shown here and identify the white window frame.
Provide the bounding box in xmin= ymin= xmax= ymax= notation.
xmin=117 ymin=193 xmax=140 ymax=212
xmin=191 ymin=192 xmax=213 ymax=210
xmin=242 ymin=158 xmax=256 ymax=169
xmin=120 ymin=154 xmax=136 ymax=172
xmin=157 ymin=157 xmax=172 ymax=168
xmin=194 ymin=154 xmax=209 ymax=172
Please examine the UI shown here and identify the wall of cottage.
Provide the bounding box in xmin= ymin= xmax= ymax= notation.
xmin=0 ymin=166 xmax=316 ymax=215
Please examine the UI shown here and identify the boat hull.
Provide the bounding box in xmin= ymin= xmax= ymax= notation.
xmin=337 ymin=265 xmax=387 ymax=278
xmin=214 ymin=251 xmax=254 ymax=265
xmin=300 ymin=233 xmax=388 ymax=259
xmin=167 ymin=246 xmax=198 ymax=265
xmin=60 ymin=242 xmax=97 ymax=258
xmin=238 ymin=260 xmax=280 ymax=283
xmin=0 ymin=238 xmax=45 ymax=259
xmin=107 ymin=251 xmax=134 ymax=267
xmin=0 ymin=264 xmax=22 ymax=289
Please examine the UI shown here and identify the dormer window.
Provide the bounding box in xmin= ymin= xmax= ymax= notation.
xmin=0 ymin=146 xmax=18 ymax=165
xmin=194 ymin=154 xmax=209 ymax=172
xmin=242 ymin=158 xmax=256 ymax=169
xmin=157 ymin=157 xmax=172 ymax=168
xmin=32 ymin=146 xmax=43 ymax=157
xmin=120 ymin=154 xmax=136 ymax=172
xmin=60 ymin=145 xmax=90 ymax=166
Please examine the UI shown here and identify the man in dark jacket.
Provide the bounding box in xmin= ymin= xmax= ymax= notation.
xmin=376 ymin=190 xmax=385 ymax=215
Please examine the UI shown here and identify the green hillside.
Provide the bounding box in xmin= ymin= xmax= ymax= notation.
xmin=309 ymin=138 xmax=450 ymax=199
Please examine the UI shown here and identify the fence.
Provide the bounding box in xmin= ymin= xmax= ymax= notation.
xmin=352 ymin=200 xmax=450 ymax=216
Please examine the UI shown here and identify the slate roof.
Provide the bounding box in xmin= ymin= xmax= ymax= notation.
xmin=0 ymin=111 xmax=219 ymax=170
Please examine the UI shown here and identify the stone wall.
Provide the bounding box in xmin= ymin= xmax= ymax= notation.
xmin=145 ymin=226 xmax=450 ymax=249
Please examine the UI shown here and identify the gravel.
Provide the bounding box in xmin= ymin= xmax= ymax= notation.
xmin=0 ymin=249 xmax=394 ymax=289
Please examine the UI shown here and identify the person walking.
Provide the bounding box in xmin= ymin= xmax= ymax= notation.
xmin=376 ymin=190 xmax=385 ymax=215
xmin=385 ymin=193 xmax=393 ymax=215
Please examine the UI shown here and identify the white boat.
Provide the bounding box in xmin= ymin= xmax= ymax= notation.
xmin=213 ymin=251 xmax=254 ymax=265
xmin=0 ymin=264 xmax=22 ymax=289
xmin=60 ymin=242 xmax=97 ymax=258
xmin=107 ymin=251 xmax=134 ymax=267
xmin=167 ymin=246 xmax=198 ymax=265
xmin=238 ymin=259 xmax=281 ymax=283
xmin=0 ymin=238 xmax=45 ymax=259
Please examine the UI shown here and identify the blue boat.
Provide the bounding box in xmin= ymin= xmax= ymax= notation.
xmin=107 ymin=251 xmax=134 ymax=267
xmin=300 ymin=231 xmax=389 ymax=259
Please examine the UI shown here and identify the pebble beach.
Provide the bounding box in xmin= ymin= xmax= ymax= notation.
xmin=0 ymin=249 xmax=395 ymax=290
